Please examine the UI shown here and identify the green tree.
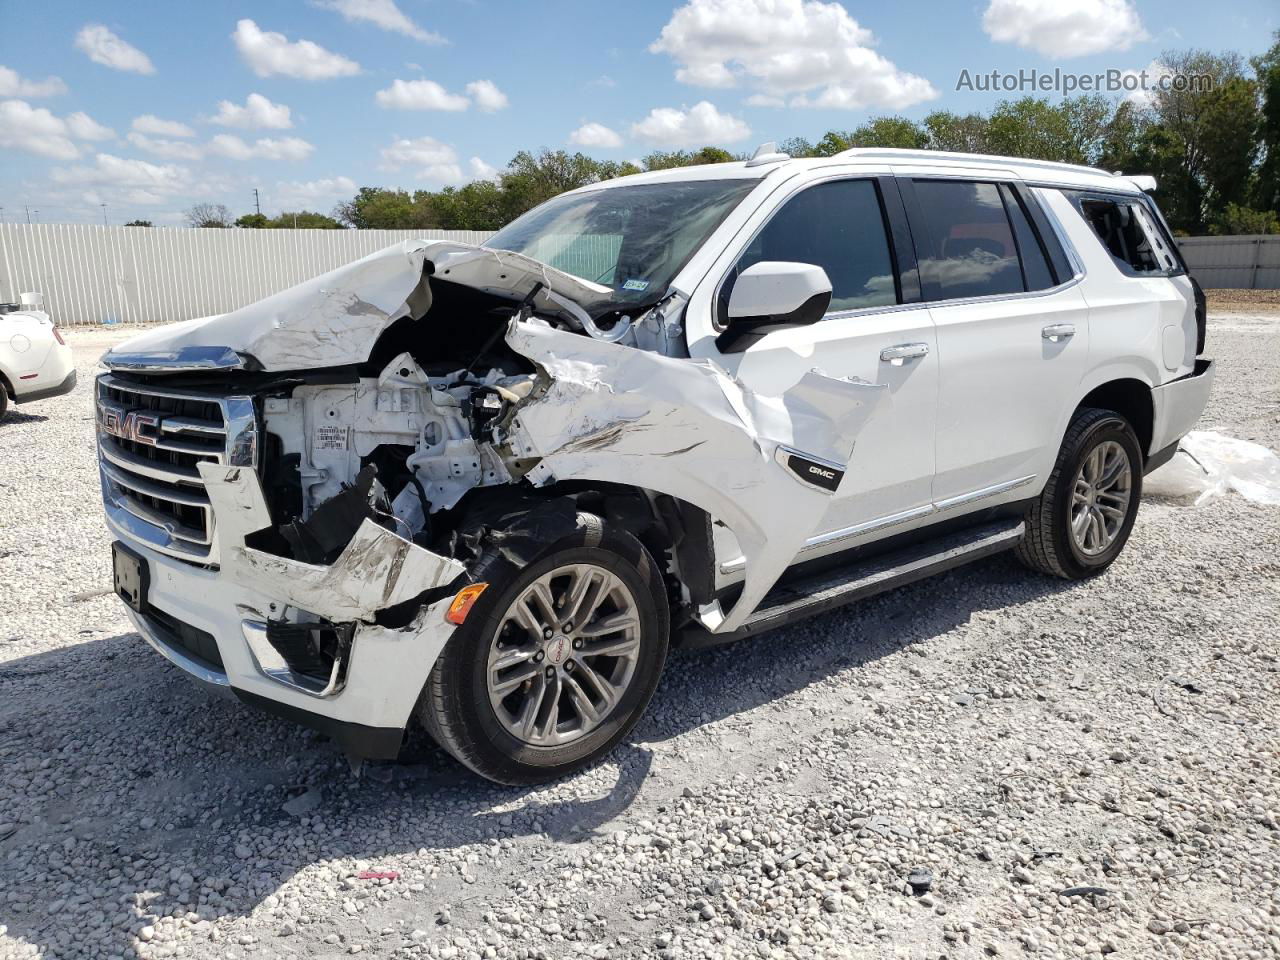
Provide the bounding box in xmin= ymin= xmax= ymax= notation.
xmin=334 ymin=188 xmax=420 ymax=229
xmin=235 ymin=213 xmax=269 ymax=228
xmin=123 ymin=219 xmax=152 ymax=227
xmin=848 ymin=116 xmax=928 ymax=149
xmin=922 ymin=111 xmax=989 ymax=153
xmin=641 ymin=146 xmax=736 ymax=170
xmin=267 ymin=211 xmax=341 ymax=229
xmin=985 ymin=98 xmax=1077 ymax=162
xmin=1253 ymin=32 xmax=1280 ymax=212
xmin=1210 ymin=202 xmax=1280 ymax=234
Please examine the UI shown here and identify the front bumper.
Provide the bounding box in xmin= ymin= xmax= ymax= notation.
xmin=118 ymin=516 xmax=464 ymax=759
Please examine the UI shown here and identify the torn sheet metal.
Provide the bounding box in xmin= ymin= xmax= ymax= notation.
xmin=103 ymin=240 xmax=614 ymax=372
xmin=503 ymin=321 xmax=886 ymax=633
xmin=199 ymin=464 xmax=465 ymax=622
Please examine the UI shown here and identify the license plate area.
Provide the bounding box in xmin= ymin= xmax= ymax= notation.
xmin=112 ymin=541 xmax=149 ymax=613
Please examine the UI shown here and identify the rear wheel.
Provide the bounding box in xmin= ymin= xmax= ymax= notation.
xmin=420 ymin=513 xmax=669 ymax=785
xmin=1016 ymin=407 xmax=1143 ymax=579
xmin=0 ymin=379 xmax=9 ymax=421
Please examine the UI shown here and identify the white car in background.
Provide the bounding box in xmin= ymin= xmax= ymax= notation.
xmin=0 ymin=296 xmax=76 ymax=421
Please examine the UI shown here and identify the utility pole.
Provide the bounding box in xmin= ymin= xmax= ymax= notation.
xmin=24 ymin=206 xmax=32 ymax=224
xmin=100 ymin=203 xmax=108 ymax=226
xmin=253 ymin=188 xmax=261 ymax=215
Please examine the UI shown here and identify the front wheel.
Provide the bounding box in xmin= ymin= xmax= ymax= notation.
xmin=1016 ymin=407 xmax=1143 ymax=580
xmin=419 ymin=513 xmax=669 ymax=785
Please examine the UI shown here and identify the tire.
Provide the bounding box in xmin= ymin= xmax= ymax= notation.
xmin=0 ymin=385 xmax=8 ymax=422
xmin=1016 ymin=407 xmax=1143 ymax=580
xmin=419 ymin=512 xmax=669 ymax=785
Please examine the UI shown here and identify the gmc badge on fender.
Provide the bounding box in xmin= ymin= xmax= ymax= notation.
xmin=786 ymin=453 xmax=844 ymax=492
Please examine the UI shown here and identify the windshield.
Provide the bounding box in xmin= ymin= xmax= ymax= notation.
xmin=485 ymin=178 xmax=759 ymax=311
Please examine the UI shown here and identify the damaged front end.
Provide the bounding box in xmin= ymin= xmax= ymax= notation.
xmin=99 ymin=236 xmax=880 ymax=757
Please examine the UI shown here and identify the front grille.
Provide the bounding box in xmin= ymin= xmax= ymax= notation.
xmin=96 ymin=374 xmax=257 ymax=565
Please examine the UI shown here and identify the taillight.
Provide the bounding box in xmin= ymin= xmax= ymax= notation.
xmin=52 ymin=325 xmax=66 ymax=346
xmin=1190 ymin=277 xmax=1206 ymax=355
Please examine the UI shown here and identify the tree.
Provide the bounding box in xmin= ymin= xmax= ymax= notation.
xmin=1252 ymin=32 xmax=1280 ymax=212
xmin=267 ymin=211 xmax=341 ymax=229
xmin=235 ymin=213 xmax=269 ymax=228
xmin=985 ymin=98 xmax=1077 ymax=162
xmin=184 ymin=203 xmax=232 ymax=228
xmin=123 ymin=219 xmax=153 ymax=227
xmin=922 ymin=111 xmax=989 ymax=153
xmin=641 ymin=147 xmax=736 ymax=170
xmin=847 ymin=116 xmax=928 ymax=149
xmin=334 ymin=188 xmax=421 ymax=229
xmin=1210 ymin=202 xmax=1279 ymax=235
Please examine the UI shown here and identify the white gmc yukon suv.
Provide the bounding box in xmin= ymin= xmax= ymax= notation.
xmin=97 ymin=147 xmax=1214 ymax=783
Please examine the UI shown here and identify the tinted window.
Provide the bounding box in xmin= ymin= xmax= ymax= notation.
xmin=913 ymin=180 xmax=1024 ymax=300
xmin=999 ymin=183 xmax=1055 ymax=291
xmin=724 ymin=179 xmax=898 ymax=317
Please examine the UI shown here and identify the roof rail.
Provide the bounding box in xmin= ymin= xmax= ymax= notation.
xmin=829 ymin=147 xmax=1118 ymax=179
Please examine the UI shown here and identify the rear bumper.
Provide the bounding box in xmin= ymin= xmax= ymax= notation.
xmin=1149 ymin=359 xmax=1214 ymax=456
xmin=14 ymin=367 xmax=77 ymax=403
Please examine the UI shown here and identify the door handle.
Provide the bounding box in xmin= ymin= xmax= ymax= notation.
xmin=1042 ymin=323 xmax=1076 ymax=342
xmin=879 ymin=342 xmax=929 ymax=364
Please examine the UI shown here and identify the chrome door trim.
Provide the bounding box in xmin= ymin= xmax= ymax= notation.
xmin=799 ymin=474 xmax=1038 ymax=555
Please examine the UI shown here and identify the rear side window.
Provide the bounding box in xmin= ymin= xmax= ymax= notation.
xmin=912 ymin=180 xmax=1026 ymax=301
xmin=999 ymin=184 xmax=1056 ymax=291
xmin=1068 ymin=192 xmax=1179 ymax=275
xmin=722 ymin=178 xmax=898 ymax=317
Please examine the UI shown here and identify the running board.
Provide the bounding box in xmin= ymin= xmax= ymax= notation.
xmin=680 ymin=518 xmax=1025 ymax=649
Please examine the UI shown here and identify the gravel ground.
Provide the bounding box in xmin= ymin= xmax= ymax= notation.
xmin=1 ymin=318 xmax=1277 ymax=960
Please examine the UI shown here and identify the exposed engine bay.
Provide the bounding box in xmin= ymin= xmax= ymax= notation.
xmin=106 ymin=240 xmax=881 ymax=647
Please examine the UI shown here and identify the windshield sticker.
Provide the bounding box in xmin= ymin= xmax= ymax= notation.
xmin=622 ymin=278 xmax=650 ymax=292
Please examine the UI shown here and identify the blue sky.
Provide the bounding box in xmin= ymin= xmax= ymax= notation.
xmin=1 ymin=0 xmax=1275 ymax=225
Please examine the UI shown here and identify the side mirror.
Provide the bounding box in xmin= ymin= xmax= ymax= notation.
xmin=717 ymin=261 xmax=832 ymax=353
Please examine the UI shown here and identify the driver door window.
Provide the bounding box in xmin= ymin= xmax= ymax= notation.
xmin=719 ymin=179 xmax=899 ymax=322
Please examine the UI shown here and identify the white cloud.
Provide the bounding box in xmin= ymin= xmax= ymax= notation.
xmin=630 ymin=101 xmax=750 ymax=147
xmin=271 ymin=176 xmax=358 ymax=209
xmin=74 ymin=24 xmax=156 ymax=75
xmin=379 ymin=136 xmax=464 ymax=184
xmin=132 ymin=114 xmax=195 ymax=137
xmin=469 ymin=157 xmax=500 ymax=181
xmin=569 ymin=122 xmax=624 ymax=149
xmin=744 ymin=93 xmax=785 ymax=107
xmin=651 ymin=0 xmax=936 ymax=110
xmin=232 ymin=19 xmax=361 ymax=80
xmin=982 ymin=0 xmax=1148 ymax=57
xmin=0 ymin=65 xmax=67 ymax=98
xmin=375 ymin=78 xmax=469 ymax=111
xmin=314 ymin=0 xmax=445 ymax=44
xmin=66 ymin=111 xmax=115 ymax=141
xmin=50 ymin=153 xmax=192 ymax=205
xmin=0 ymin=100 xmax=79 ymax=158
xmin=207 ymin=134 xmax=314 ymax=162
xmin=465 ymin=80 xmax=508 ymax=112
xmin=1120 ymin=59 xmax=1173 ymax=106
xmin=210 ymin=93 xmax=293 ymax=130
xmin=126 ymin=132 xmax=204 ymax=161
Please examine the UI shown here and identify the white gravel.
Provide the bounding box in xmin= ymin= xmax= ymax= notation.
xmin=1 ymin=317 xmax=1278 ymax=960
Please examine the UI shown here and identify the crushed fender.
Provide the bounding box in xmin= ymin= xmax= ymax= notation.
xmin=501 ymin=321 xmax=887 ymax=633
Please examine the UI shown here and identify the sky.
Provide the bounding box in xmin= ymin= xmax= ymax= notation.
xmin=0 ymin=0 xmax=1275 ymax=226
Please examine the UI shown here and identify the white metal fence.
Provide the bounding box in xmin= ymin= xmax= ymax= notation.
xmin=1175 ymin=235 xmax=1280 ymax=290
xmin=1 ymin=224 xmax=1276 ymax=328
xmin=0 ymin=224 xmax=491 ymax=327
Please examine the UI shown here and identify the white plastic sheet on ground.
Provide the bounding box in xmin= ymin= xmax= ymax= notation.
xmin=1145 ymin=431 xmax=1280 ymax=506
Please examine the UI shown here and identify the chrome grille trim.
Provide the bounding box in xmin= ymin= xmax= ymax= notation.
xmin=96 ymin=374 xmax=257 ymax=565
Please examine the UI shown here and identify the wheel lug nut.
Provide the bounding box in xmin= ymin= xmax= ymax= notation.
xmin=562 ymin=622 xmax=573 ymax=632
xmin=534 ymin=650 xmax=544 ymax=662
xmin=564 ymin=660 xmax=575 ymax=672
xmin=545 ymin=666 xmax=555 ymax=679
xmin=572 ymin=638 xmax=583 ymax=650
xmin=543 ymin=627 xmax=553 ymax=639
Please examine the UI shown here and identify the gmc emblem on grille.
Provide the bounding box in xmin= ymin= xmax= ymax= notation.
xmin=98 ymin=401 xmax=160 ymax=446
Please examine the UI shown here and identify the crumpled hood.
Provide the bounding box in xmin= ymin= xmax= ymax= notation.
xmin=102 ymin=239 xmax=611 ymax=373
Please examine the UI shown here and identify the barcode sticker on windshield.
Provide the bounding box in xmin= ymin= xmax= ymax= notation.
xmin=622 ymin=278 xmax=649 ymax=292
xmin=315 ymin=425 xmax=348 ymax=451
